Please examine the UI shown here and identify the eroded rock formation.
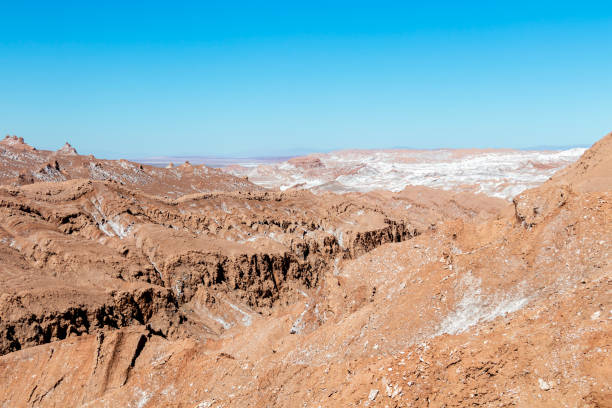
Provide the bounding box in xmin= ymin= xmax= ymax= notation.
xmin=0 ymin=134 xmax=609 ymax=407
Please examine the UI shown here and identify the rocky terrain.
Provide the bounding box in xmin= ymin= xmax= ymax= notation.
xmin=0 ymin=136 xmax=261 ymax=198
xmin=0 ymin=133 xmax=609 ymax=407
xmin=223 ymin=146 xmax=586 ymax=200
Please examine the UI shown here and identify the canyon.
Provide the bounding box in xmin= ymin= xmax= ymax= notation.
xmin=0 ymin=133 xmax=610 ymax=407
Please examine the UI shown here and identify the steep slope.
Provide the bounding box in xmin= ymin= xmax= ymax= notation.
xmin=513 ymin=131 xmax=612 ymax=228
xmin=550 ymin=131 xmax=612 ymax=192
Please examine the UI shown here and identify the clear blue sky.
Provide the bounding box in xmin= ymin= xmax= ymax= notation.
xmin=1 ymin=1 xmax=611 ymax=158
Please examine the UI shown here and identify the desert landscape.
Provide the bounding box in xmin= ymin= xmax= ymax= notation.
xmin=0 ymin=132 xmax=609 ymax=407
xmin=223 ymin=147 xmax=586 ymax=199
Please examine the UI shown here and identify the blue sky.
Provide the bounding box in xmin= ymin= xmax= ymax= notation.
xmin=1 ymin=1 xmax=611 ymax=158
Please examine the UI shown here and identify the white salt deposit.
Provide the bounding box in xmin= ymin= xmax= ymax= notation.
xmin=224 ymin=148 xmax=585 ymax=200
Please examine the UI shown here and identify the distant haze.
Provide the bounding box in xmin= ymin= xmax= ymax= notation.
xmin=137 ymin=156 xmax=296 ymax=168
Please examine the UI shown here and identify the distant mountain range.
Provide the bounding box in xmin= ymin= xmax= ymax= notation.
xmin=134 ymin=155 xmax=297 ymax=168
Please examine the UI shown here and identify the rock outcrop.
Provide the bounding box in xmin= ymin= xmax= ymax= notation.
xmin=56 ymin=142 xmax=78 ymax=155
